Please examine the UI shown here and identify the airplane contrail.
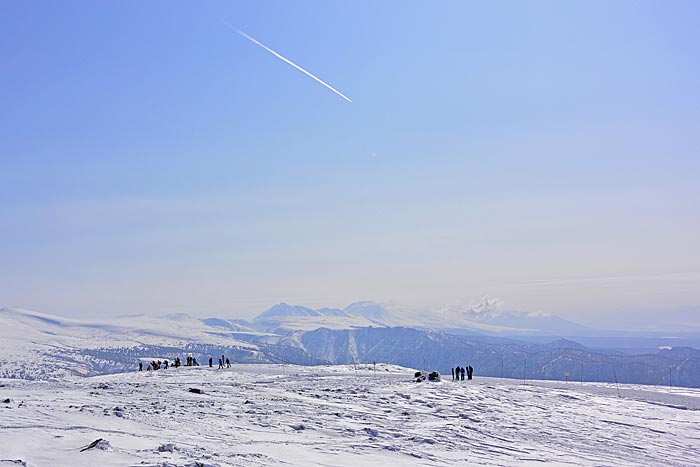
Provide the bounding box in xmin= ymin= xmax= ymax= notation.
xmin=222 ymin=21 xmax=352 ymax=103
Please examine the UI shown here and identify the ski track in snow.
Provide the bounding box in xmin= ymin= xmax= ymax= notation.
xmin=1 ymin=364 xmax=699 ymax=467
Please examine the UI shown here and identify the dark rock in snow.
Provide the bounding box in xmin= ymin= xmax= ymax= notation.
xmin=158 ymin=443 xmax=176 ymax=452
xmin=2 ymin=398 xmax=10 ymax=404
xmin=80 ymin=438 xmax=104 ymax=452
xmin=188 ymin=388 xmax=203 ymax=394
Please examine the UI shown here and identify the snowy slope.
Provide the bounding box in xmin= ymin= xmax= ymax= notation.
xmin=0 ymin=308 xmax=267 ymax=379
xmin=1 ymin=364 xmax=699 ymax=466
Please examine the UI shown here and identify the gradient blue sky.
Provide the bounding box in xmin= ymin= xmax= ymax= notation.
xmin=1 ymin=1 xmax=699 ymax=325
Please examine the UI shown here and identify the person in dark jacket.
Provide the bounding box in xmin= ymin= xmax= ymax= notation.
xmin=209 ymin=357 xmax=213 ymax=367
xmin=139 ymin=361 xmax=143 ymax=371
xmin=460 ymin=366 xmax=465 ymax=381
xmin=451 ymin=368 xmax=455 ymax=381
xmin=468 ymin=365 xmax=473 ymax=380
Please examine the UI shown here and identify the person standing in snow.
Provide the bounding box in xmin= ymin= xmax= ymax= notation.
xmin=218 ymin=358 xmax=224 ymax=369
xmin=460 ymin=366 xmax=465 ymax=381
xmin=468 ymin=365 xmax=473 ymax=380
xmin=451 ymin=368 xmax=455 ymax=381
xmin=209 ymin=357 xmax=213 ymax=367
xmin=139 ymin=362 xmax=143 ymax=371
xmin=225 ymin=357 xmax=230 ymax=368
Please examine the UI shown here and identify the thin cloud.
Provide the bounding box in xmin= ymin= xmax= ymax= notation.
xmin=511 ymin=272 xmax=700 ymax=289
xmin=223 ymin=21 xmax=352 ymax=103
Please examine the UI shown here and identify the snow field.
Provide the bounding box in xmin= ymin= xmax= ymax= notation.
xmin=1 ymin=364 xmax=699 ymax=466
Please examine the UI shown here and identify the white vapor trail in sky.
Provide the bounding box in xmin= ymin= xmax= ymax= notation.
xmin=222 ymin=21 xmax=352 ymax=103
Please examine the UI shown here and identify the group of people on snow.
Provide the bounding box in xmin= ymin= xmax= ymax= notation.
xmin=139 ymin=359 xmax=170 ymax=372
xmin=139 ymin=354 xmax=234 ymax=371
xmin=212 ymin=354 xmax=231 ymax=369
xmin=451 ymin=365 xmax=474 ymax=381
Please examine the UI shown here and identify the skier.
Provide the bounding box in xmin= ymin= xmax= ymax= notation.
xmin=460 ymin=366 xmax=465 ymax=381
xmin=209 ymin=357 xmax=213 ymax=367
xmin=468 ymin=365 xmax=473 ymax=380
xmin=226 ymin=357 xmax=231 ymax=368
xmin=139 ymin=361 xmax=143 ymax=371
xmin=218 ymin=358 xmax=224 ymax=369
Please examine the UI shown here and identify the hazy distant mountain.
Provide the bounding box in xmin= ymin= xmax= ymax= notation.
xmin=445 ymin=296 xmax=591 ymax=335
xmin=200 ymin=317 xmax=257 ymax=332
xmin=255 ymin=303 xmax=322 ymax=320
xmin=250 ymin=301 xmax=396 ymax=331
xmin=342 ymin=301 xmax=392 ymax=323
xmin=248 ymin=298 xmax=589 ymax=336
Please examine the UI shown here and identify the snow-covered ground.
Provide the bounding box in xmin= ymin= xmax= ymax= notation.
xmin=1 ymin=364 xmax=699 ymax=467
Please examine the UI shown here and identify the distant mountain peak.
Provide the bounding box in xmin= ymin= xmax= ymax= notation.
xmin=342 ymin=301 xmax=391 ymax=323
xmin=458 ymin=296 xmax=504 ymax=320
xmin=254 ymin=303 xmax=321 ymax=321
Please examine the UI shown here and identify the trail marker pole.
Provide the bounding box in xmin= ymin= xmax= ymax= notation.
xmin=612 ymin=365 xmax=620 ymax=397
xmin=523 ymin=355 xmax=526 ymax=385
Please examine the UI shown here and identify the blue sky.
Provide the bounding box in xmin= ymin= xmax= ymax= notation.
xmin=1 ymin=1 xmax=698 ymax=324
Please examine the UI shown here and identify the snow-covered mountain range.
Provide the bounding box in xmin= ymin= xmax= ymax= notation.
xmin=2 ymin=305 xmax=700 ymax=388
xmin=245 ymin=297 xmax=591 ymax=335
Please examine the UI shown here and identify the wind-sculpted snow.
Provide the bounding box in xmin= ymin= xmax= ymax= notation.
xmin=1 ymin=365 xmax=699 ymax=466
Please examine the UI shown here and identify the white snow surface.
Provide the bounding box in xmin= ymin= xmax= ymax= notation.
xmin=1 ymin=364 xmax=699 ymax=466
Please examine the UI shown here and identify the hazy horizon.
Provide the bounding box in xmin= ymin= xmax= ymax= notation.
xmin=2 ymin=1 xmax=698 ymax=329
